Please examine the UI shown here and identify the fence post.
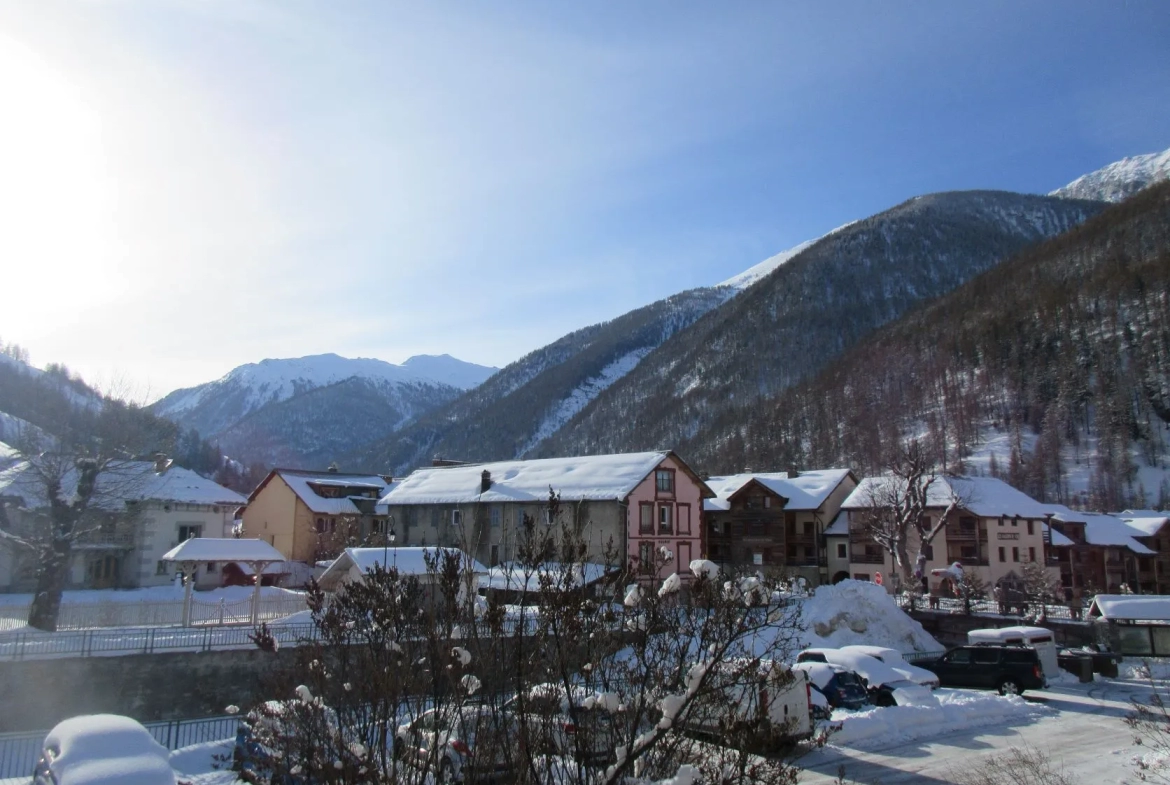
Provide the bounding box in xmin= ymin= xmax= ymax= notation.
xmin=82 ymin=629 xmax=91 ymax=657
xmin=203 ymin=625 xmax=212 ymax=652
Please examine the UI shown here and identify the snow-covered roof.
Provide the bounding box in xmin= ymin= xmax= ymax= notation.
xmin=381 ymin=451 xmax=681 ymax=505
xmin=1049 ymin=506 xmax=1155 ymax=554
xmin=0 ymin=460 xmax=245 ymax=509
xmin=968 ymin=626 xmax=1056 ymax=642
xmin=703 ymin=469 xmax=853 ymax=512
xmin=477 ymin=562 xmax=614 ymax=593
xmin=1116 ymin=514 xmax=1170 ymax=537
xmin=1089 ymin=595 xmax=1170 ymax=622
xmin=162 ymin=537 xmax=285 ymax=564
xmin=1046 ymin=524 xmax=1075 ymax=548
xmin=841 ymin=476 xmax=1054 ymax=519
xmin=266 ymin=469 xmax=394 ymax=516
xmin=824 ymin=511 xmax=849 ymax=537
xmin=320 ymin=547 xmax=488 ymax=585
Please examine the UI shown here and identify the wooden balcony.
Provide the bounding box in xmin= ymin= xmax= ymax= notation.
xmin=945 ymin=526 xmax=981 ymax=542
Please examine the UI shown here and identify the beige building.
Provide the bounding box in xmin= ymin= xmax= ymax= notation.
xmin=840 ymin=476 xmax=1059 ymax=593
xmin=240 ymin=469 xmax=394 ymax=562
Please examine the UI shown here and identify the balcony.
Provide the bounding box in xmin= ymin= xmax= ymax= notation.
xmin=945 ymin=526 xmax=980 ymax=542
xmin=853 ymin=552 xmax=885 ymax=565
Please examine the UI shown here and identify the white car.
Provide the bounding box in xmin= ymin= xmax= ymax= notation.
xmin=838 ymin=644 xmax=941 ymax=689
xmin=796 ymin=648 xmax=933 ymax=707
xmin=33 ymin=714 xmax=176 ymax=785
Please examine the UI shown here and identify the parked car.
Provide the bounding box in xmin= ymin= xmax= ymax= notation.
xmin=683 ymin=658 xmax=813 ymax=748
xmin=395 ymin=705 xmax=515 ymax=784
xmin=792 ymin=662 xmax=870 ymax=718
xmin=919 ymin=644 xmax=1047 ymax=695
xmin=500 ymin=683 xmax=616 ymax=766
xmin=838 ymin=645 xmax=941 ymax=689
xmin=33 ymin=714 xmax=176 ymax=785
xmin=796 ymin=648 xmax=931 ymax=707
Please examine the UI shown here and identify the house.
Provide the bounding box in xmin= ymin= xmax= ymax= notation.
xmin=1047 ymin=506 xmax=1155 ymax=594
xmin=316 ymin=546 xmax=487 ymax=607
xmin=1114 ymin=511 xmax=1170 ymax=593
xmin=0 ymin=456 xmax=245 ymax=591
xmin=239 ymin=468 xmax=395 ymax=563
xmin=840 ymin=476 xmax=1058 ymax=593
xmin=377 ymin=451 xmax=713 ymax=580
xmin=702 ymin=469 xmax=858 ymax=585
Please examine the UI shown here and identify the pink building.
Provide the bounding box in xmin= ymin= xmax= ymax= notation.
xmin=624 ymin=452 xmax=712 ymax=581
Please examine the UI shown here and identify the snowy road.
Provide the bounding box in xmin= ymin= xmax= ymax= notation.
xmin=801 ymin=678 xmax=1151 ymax=784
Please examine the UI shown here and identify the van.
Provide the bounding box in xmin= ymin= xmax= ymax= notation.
xmin=684 ymin=659 xmax=812 ymax=749
xmin=967 ymin=626 xmax=1059 ymax=681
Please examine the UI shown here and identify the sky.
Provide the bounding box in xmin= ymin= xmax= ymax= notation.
xmin=1 ymin=1 xmax=1168 ymax=401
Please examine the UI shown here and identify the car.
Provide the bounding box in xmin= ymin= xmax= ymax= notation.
xmin=683 ymin=659 xmax=813 ymax=748
xmin=233 ymin=699 xmax=360 ymax=784
xmin=796 ymin=648 xmax=932 ymax=707
xmin=501 ymin=684 xmax=616 ymax=766
xmin=919 ymin=644 xmax=1047 ymax=695
xmin=33 ymin=714 xmax=176 ymax=785
xmin=838 ymin=645 xmax=941 ymax=689
xmin=792 ymin=662 xmax=870 ymax=717
xmin=395 ymin=705 xmax=515 ymax=784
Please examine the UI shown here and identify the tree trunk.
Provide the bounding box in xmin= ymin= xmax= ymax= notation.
xmin=28 ymin=537 xmax=72 ymax=632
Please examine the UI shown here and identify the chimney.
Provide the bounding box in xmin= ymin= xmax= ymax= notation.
xmin=743 ymin=466 xmax=752 ymax=474
xmin=788 ymin=464 xmax=799 ymax=478
xmin=327 ymin=462 xmax=340 ymax=473
xmin=154 ymin=454 xmax=172 ymax=474
xmin=481 ymin=470 xmax=492 ymax=494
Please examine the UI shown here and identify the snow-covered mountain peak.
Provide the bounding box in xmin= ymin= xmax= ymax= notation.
xmin=400 ymin=354 xmax=498 ymax=389
xmin=717 ymin=221 xmax=860 ymax=291
xmin=1050 ymin=146 xmax=1170 ymax=203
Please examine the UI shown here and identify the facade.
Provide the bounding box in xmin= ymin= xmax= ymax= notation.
xmin=240 ymin=469 xmax=394 ymax=562
xmin=702 ymin=469 xmax=858 ymax=585
xmin=1117 ymin=512 xmax=1170 ymax=593
xmin=0 ymin=458 xmax=245 ymax=591
xmin=378 ymin=451 xmax=712 ymax=580
xmin=840 ymin=476 xmax=1059 ymax=593
xmin=1047 ymin=507 xmax=1155 ymax=595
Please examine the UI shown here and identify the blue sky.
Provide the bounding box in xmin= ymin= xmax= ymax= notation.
xmin=0 ymin=1 xmax=1168 ymax=398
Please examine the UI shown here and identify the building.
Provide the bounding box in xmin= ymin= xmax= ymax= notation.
xmin=1116 ymin=511 xmax=1170 ymax=593
xmin=239 ymin=469 xmax=395 ymax=563
xmin=1047 ymin=506 xmax=1155 ymax=594
xmin=702 ymin=469 xmax=857 ymax=584
xmin=840 ymin=475 xmax=1058 ymax=593
xmin=316 ymin=546 xmax=487 ymax=606
xmin=378 ymin=451 xmax=712 ymax=579
xmin=0 ymin=457 xmax=245 ymax=591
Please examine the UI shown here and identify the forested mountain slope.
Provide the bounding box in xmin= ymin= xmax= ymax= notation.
xmin=535 ymin=191 xmax=1105 ymax=459
xmin=693 ymin=181 xmax=1170 ymax=511
xmin=348 ymin=287 xmax=734 ymax=473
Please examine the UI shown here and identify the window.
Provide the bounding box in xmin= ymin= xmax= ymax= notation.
xmin=1028 ymin=546 xmax=1036 ymax=562
xmin=490 ymin=544 xmax=500 ymax=567
xmin=640 ymin=503 xmax=654 ymax=534
xmin=999 ymin=546 xmax=1006 ymax=562
xmin=544 ymin=508 xmax=554 ymax=526
xmin=655 ymin=469 xmax=674 ymax=495
xmin=1012 ymin=547 xmax=1020 ymax=562
xmin=677 ymin=505 xmax=691 ymax=534
xmin=836 ymin=543 xmax=848 ymax=559
xmin=804 ymin=521 xmax=815 ymax=536
xmin=156 ymin=560 xmax=169 ymax=576
xmin=206 ymin=562 xmax=217 ymax=573
xmin=639 ymin=542 xmax=655 ymax=575
xmin=752 ymin=552 xmax=763 ymax=566
xmin=659 ymin=505 xmax=673 ymax=534
xmin=452 ymin=510 xmax=463 ymax=526
xmin=515 ymin=507 xmax=526 ymax=527
xmin=1011 ymin=518 xmax=1018 ymax=527
xmin=178 ymin=525 xmax=202 ymax=541
xmin=1027 ymin=520 xmax=1034 ymax=535
xmin=946 ymin=649 xmax=972 ymax=664
xmin=922 ymin=544 xmax=934 ymax=560
xmin=764 ymin=496 xmax=772 ymax=508
xmin=972 ymin=649 xmax=999 ymax=665
xmin=490 ymin=507 xmax=501 ymax=527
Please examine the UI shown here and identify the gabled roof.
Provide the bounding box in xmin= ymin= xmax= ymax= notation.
xmin=318 ymin=546 xmax=487 ymax=589
xmin=380 ymin=451 xmax=710 ymax=506
xmin=162 ymin=537 xmax=285 ymax=564
xmin=249 ymin=468 xmax=395 ymax=516
xmin=1046 ymin=524 xmax=1075 ymax=548
xmin=824 ymin=510 xmax=849 ymax=537
xmin=841 ymin=475 xmax=1054 ymax=519
xmin=1115 ymin=512 xmax=1170 ymax=537
xmin=0 ymin=460 xmax=245 ymax=509
xmin=1049 ymin=505 xmax=1155 ymax=554
xmin=703 ymin=469 xmax=854 ymax=512
xmin=1090 ymin=594 xmax=1170 ymax=622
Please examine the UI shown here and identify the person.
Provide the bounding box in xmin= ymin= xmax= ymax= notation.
xmin=1068 ymin=587 xmax=1084 ymax=621
xmin=993 ymin=584 xmax=1007 ymax=615
xmin=928 ymin=581 xmax=940 ymax=610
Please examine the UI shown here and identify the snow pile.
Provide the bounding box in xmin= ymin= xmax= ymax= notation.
xmin=829 ymin=689 xmax=1046 ymax=748
xmin=798 ymin=580 xmax=941 ymax=653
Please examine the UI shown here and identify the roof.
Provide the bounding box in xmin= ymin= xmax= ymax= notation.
xmin=162 ymin=537 xmax=285 ymax=564
xmin=703 ymin=469 xmax=854 ymax=512
xmin=1116 ymin=514 xmax=1170 ymax=537
xmin=1049 ymin=506 xmax=1155 ymax=554
xmin=841 ymin=475 xmax=1054 ymax=519
xmin=1046 ymin=524 xmax=1075 ymax=548
xmin=1089 ymin=595 xmax=1170 ymax=622
xmin=256 ymin=469 xmax=395 ymax=516
xmin=968 ymin=626 xmax=1056 ymax=641
xmin=824 ymin=510 xmax=849 ymax=537
xmin=0 ymin=460 xmax=245 ymax=509
xmin=380 ymin=451 xmax=704 ymax=505
xmin=477 ymin=562 xmax=614 ymax=593
xmin=319 ymin=547 xmax=488 ymax=585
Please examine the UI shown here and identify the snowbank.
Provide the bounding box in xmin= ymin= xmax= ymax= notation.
xmin=799 ymin=580 xmax=941 ymax=654
xmin=828 ymin=689 xmax=1046 ymax=748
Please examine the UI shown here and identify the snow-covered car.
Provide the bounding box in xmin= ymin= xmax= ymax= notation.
xmin=792 ymin=662 xmax=870 ymax=717
xmin=838 ymin=645 xmax=941 ymax=689
xmin=796 ymin=648 xmax=932 ymax=707
xmin=683 ymin=659 xmax=813 ymax=747
xmin=395 ymin=705 xmax=515 ymax=784
xmin=501 ymin=683 xmax=616 ymax=766
xmin=33 ymin=714 xmax=176 ymax=785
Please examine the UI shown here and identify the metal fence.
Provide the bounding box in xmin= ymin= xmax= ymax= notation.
xmin=0 ymin=714 xmax=241 ymax=779
xmin=0 ymin=594 xmax=308 ymax=632
xmin=896 ymin=594 xmax=1089 ymax=623
xmin=0 ymin=622 xmax=320 ymax=662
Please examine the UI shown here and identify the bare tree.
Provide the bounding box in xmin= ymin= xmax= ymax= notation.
xmin=1126 ymin=663 xmax=1170 ymax=784
xmin=855 ymin=440 xmax=966 ymax=585
xmin=947 ymin=744 xmax=1077 ymax=785
xmin=1019 ymin=560 xmax=1063 ymax=622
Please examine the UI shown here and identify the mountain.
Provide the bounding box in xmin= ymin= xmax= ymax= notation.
xmin=1051 ymin=146 xmax=1170 ymax=202
xmin=346 ymin=286 xmax=737 ymax=473
xmin=697 ymin=180 xmax=1170 ymax=511
xmin=532 ymin=190 xmax=1105 ymax=461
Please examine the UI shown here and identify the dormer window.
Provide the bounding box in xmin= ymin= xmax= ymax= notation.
xmin=655 ymin=469 xmax=674 ymax=495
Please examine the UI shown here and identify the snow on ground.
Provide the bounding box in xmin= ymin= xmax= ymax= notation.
xmin=0 ymin=585 xmax=304 ymax=607
xmin=169 ymin=739 xmax=240 ymax=784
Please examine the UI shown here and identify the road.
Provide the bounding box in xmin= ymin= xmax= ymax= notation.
xmin=800 ymin=677 xmax=1154 ymax=784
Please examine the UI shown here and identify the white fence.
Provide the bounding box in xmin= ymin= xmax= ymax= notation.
xmin=0 ymin=594 xmax=308 ymax=631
